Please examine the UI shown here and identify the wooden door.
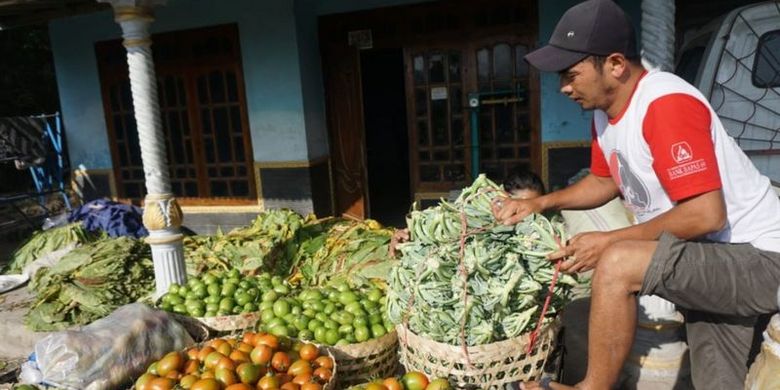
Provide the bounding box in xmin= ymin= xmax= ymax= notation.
xmin=469 ymin=36 xmax=540 ymax=180
xmin=322 ymin=43 xmax=369 ymax=219
xmin=404 ymin=45 xmax=470 ymax=196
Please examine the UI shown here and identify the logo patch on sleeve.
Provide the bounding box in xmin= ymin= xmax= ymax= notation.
xmin=672 ymin=142 xmax=693 ymax=163
xmin=668 ymin=142 xmax=707 ymax=179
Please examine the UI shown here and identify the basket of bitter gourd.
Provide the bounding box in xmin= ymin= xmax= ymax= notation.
xmin=387 ymin=174 xmax=578 ymax=389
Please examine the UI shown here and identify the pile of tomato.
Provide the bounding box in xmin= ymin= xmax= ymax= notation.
xmin=351 ymin=372 xmax=452 ymax=390
xmin=134 ymin=332 xmax=334 ymax=390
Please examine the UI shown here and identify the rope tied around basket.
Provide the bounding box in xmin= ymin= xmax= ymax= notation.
xmin=526 ymin=234 xmax=565 ymax=354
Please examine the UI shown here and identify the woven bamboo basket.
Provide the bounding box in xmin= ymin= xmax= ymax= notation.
xmin=322 ymin=330 xmax=399 ymax=387
xmin=170 ymin=311 xmax=259 ymax=333
xmin=397 ymin=320 xmax=559 ymax=389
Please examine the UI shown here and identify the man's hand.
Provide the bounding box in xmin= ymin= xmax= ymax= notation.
xmin=492 ymin=196 xmax=544 ymax=225
xmin=547 ymin=231 xmax=615 ymax=273
xmin=388 ymin=228 xmax=410 ymax=258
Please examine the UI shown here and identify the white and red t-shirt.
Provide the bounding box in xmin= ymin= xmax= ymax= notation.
xmin=591 ymin=70 xmax=780 ymax=251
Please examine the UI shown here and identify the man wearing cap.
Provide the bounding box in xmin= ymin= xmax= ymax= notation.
xmin=492 ymin=0 xmax=780 ymax=389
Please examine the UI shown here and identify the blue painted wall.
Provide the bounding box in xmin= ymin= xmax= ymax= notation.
xmin=537 ymin=0 xmax=642 ymax=142
xmin=50 ymin=0 xmax=309 ymax=169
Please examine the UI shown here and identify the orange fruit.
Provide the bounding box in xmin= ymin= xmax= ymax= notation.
xmin=313 ymin=356 xmax=333 ymax=370
xmin=236 ymin=362 xmax=264 ymax=385
xmin=191 ymin=378 xmax=221 ymax=390
xmin=215 ymin=367 xmax=239 ymax=386
xmin=230 ymin=350 xmax=251 ymax=363
xmin=298 ymin=344 xmax=318 ymax=361
xmin=250 ymin=345 xmax=273 ymax=365
xmin=271 ymin=351 xmax=291 ymax=372
xmin=312 ymin=367 xmax=332 ymax=382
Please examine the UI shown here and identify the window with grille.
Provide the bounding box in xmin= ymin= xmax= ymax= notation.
xmin=752 ymin=29 xmax=780 ymax=88
xmin=96 ymin=24 xmax=255 ymax=202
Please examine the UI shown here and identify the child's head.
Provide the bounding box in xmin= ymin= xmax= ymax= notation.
xmin=503 ymin=170 xmax=545 ymax=199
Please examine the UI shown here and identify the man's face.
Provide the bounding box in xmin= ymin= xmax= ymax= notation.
xmin=558 ymin=57 xmax=613 ymax=111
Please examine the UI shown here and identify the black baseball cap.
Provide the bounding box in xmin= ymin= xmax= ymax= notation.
xmin=525 ymin=0 xmax=638 ymax=72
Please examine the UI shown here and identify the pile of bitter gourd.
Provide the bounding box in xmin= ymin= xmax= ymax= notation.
xmin=387 ymin=174 xmax=577 ymax=346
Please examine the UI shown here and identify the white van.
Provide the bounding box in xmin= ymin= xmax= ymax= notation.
xmin=676 ymin=1 xmax=780 ymax=184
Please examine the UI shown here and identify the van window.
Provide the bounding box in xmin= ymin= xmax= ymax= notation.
xmin=752 ymin=29 xmax=780 ymax=88
xmin=676 ymin=46 xmax=706 ymax=85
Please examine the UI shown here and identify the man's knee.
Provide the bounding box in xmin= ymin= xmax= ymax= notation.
xmin=594 ymin=241 xmax=654 ymax=291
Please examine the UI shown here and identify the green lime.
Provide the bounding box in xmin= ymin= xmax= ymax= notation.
xmin=335 ymin=311 xmax=354 ymax=325
xmin=221 ymin=283 xmax=238 ymax=297
xmin=168 ymin=294 xmax=184 ymax=305
xmin=243 ymin=302 xmax=258 ymax=312
xmin=239 ymin=280 xmax=252 ymax=289
xmin=177 ymin=285 xmax=190 ymax=296
xmin=235 ymin=293 xmax=252 ymax=307
xmin=189 ymin=307 xmax=206 ymax=317
xmin=366 ymin=289 xmax=383 ymax=302
xmin=323 ymin=302 xmax=336 ymax=315
xmin=207 ymin=283 xmax=221 ymax=297
xmin=323 ymin=319 xmax=339 ymax=330
xmin=338 ymin=324 xmax=354 ymax=335
xmin=160 ymin=302 xmax=173 ymax=311
xmin=206 ymin=303 xmax=219 ymax=312
xmin=298 ymin=329 xmax=314 ymax=340
xmin=308 ymin=319 xmax=324 ymax=332
xmin=205 ymin=310 xmax=217 ymax=318
xmin=294 ymin=316 xmax=310 ymax=331
xmin=361 ymin=299 xmax=378 ymax=311
xmin=345 ymin=333 xmax=356 ymax=343
xmin=219 ymin=297 xmax=236 ymax=311
xmin=333 ymin=281 xmax=351 ymax=293
xmin=353 ymin=316 xmax=368 ymax=327
xmin=262 ymin=290 xmax=278 ymax=302
xmin=187 ymin=277 xmax=202 ymax=288
xmin=344 ymin=301 xmax=363 ymax=315
xmin=202 ymin=273 xmax=218 ymax=285
xmin=271 ymin=275 xmax=283 ymax=286
xmin=269 ymin=324 xmax=290 ymax=337
xmin=371 ymin=323 xmax=387 ymax=338
xmin=325 ymin=329 xmax=340 ymax=345
xmin=369 ymin=313 xmax=383 ymax=325
xmin=259 ymin=301 xmax=274 ymax=311
xmin=314 ymin=327 xmax=328 ymax=343
xmin=260 ymin=309 xmax=276 ymax=323
xmin=336 ymin=339 xmax=350 ymax=346
xmin=315 ymin=313 xmax=329 ymax=323
xmin=273 ymin=299 xmax=291 ymax=317
xmin=205 ymin=295 xmax=220 ymax=305
xmin=338 ymin=291 xmax=359 ymax=305
xmin=354 ymin=325 xmax=370 ymax=342
xmin=227 ymin=268 xmax=240 ymax=279
xmin=309 ymin=300 xmax=325 ymax=312
xmin=173 ymin=304 xmax=188 ymax=314
xmin=302 ymin=309 xmax=317 ymax=318
xmin=273 ymin=284 xmax=290 ymax=295
xmin=245 ymin=288 xmax=259 ymax=300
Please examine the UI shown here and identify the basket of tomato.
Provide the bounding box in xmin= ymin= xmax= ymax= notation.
xmin=347 ymin=371 xmax=452 ymax=390
xmin=133 ymin=332 xmax=337 ymax=390
xmin=254 ymin=282 xmax=399 ymax=387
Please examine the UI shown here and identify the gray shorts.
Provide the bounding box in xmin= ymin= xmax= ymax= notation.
xmin=640 ymin=232 xmax=780 ymax=389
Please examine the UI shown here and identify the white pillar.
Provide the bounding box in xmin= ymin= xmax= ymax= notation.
xmin=101 ymin=0 xmax=187 ymax=297
xmin=641 ymin=0 xmax=676 ymax=72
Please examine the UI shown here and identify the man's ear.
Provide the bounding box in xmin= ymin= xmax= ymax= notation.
xmin=607 ymin=53 xmax=629 ymax=79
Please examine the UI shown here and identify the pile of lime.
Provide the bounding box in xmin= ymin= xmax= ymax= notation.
xmin=157 ymin=269 xmax=294 ymax=318
xmin=256 ymin=282 xmax=393 ymax=346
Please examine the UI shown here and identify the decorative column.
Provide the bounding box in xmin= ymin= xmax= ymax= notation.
xmin=101 ymin=0 xmax=187 ymax=297
xmin=641 ymin=0 xmax=676 ymax=71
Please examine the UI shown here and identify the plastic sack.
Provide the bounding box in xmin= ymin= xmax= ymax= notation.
xmin=745 ymin=314 xmax=780 ymax=390
xmin=29 ymin=303 xmax=194 ymax=390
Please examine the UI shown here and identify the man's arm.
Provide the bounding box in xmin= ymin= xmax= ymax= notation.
xmin=608 ymin=188 xmax=726 ymax=241
xmin=493 ymin=173 xmax=619 ymax=225
xmin=557 ymin=188 xmax=727 ymax=273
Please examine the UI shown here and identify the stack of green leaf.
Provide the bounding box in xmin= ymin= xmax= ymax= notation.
xmin=25 ymin=237 xmax=154 ymax=331
xmin=183 ymin=209 xmax=307 ymax=275
xmin=386 ymin=174 xmax=577 ymax=346
xmin=291 ymin=217 xmax=394 ymax=287
xmin=3 ymin=223 xmax=97 ymax=274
